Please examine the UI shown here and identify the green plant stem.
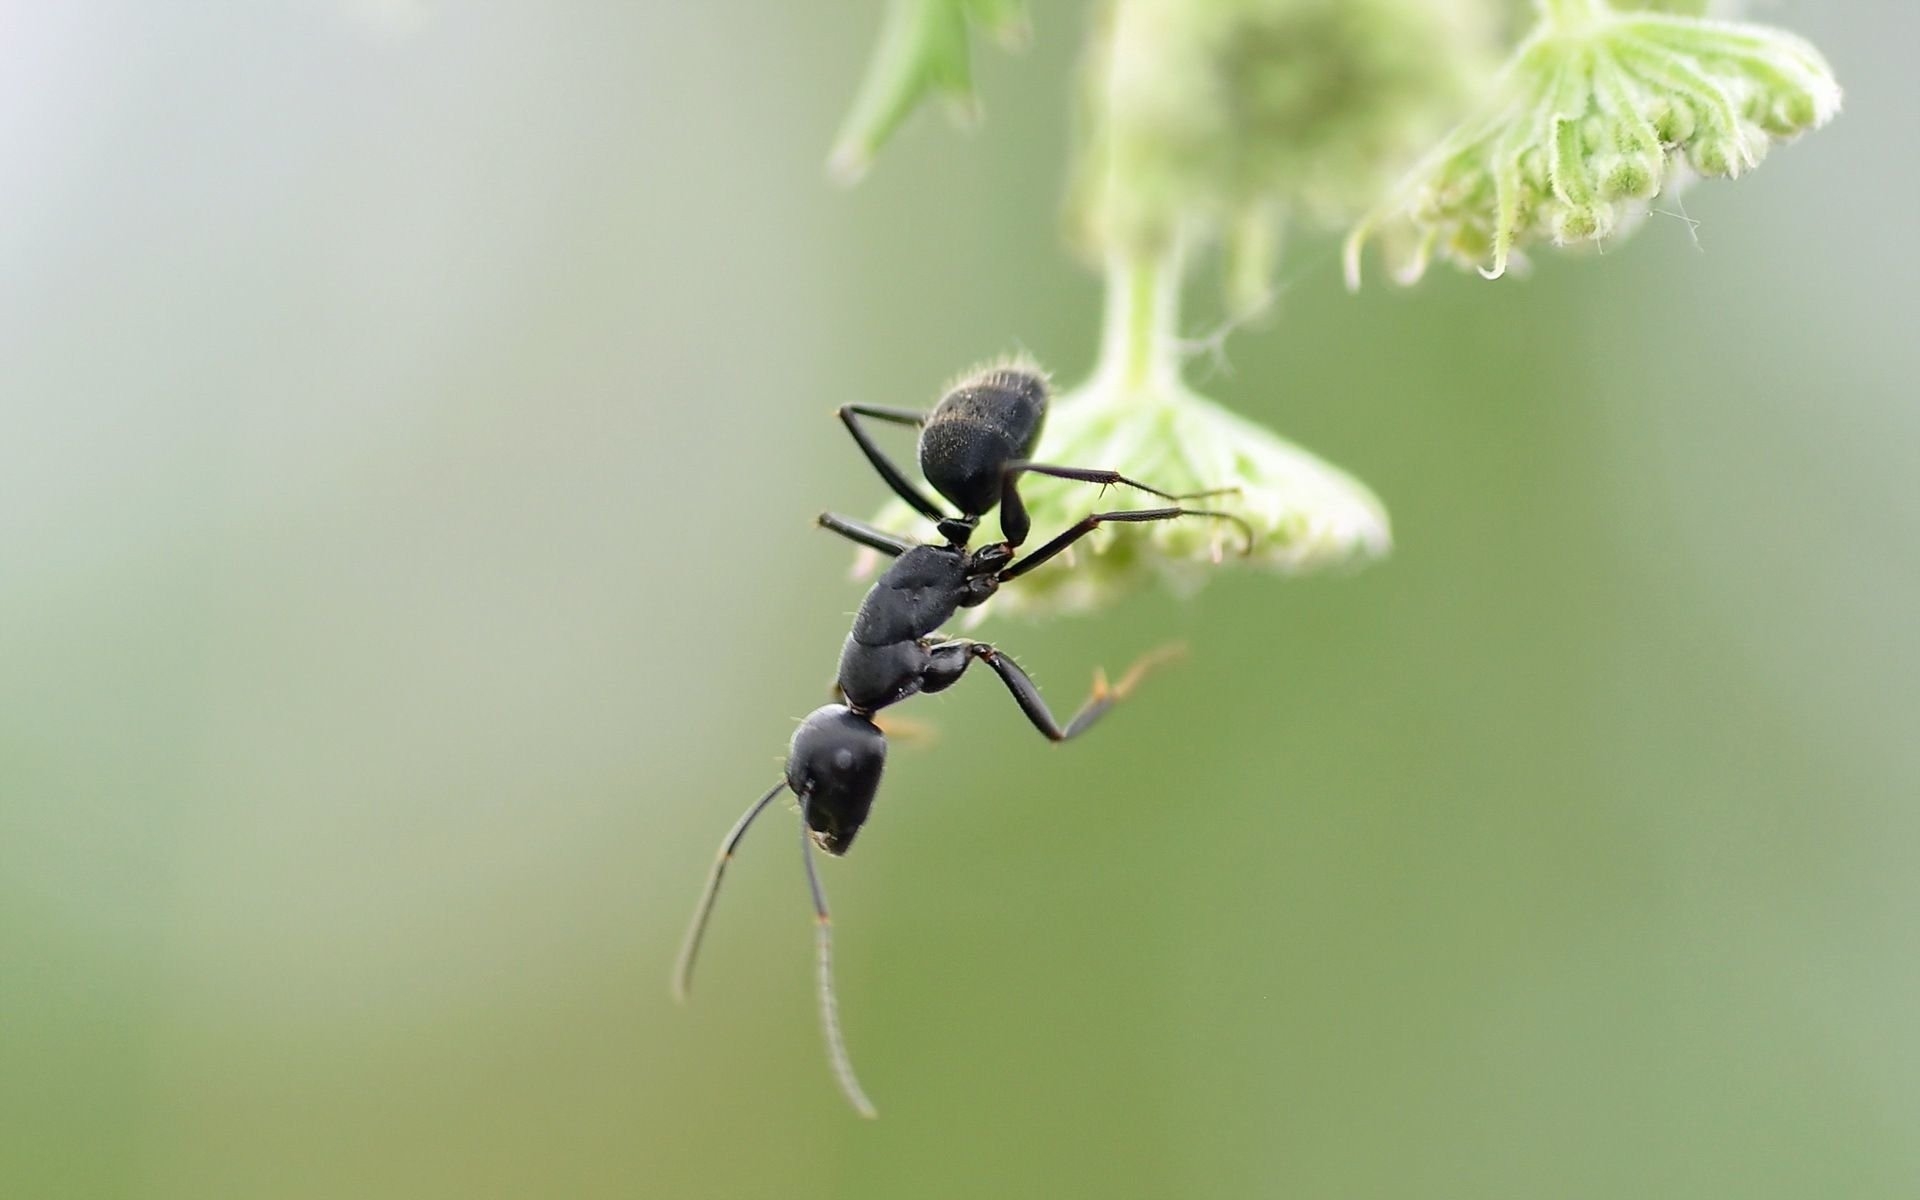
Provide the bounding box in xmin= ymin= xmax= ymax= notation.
xmin=1537 ymin=0 xmax=1610 ymax=32
xmin=1095 ymin=248 xmax=1183 ymax=397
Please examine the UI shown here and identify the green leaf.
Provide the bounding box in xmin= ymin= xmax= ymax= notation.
xmin=828 ymin=0 xmax=1028 ymax=184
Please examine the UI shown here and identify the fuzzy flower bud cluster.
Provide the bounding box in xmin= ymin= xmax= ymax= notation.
xmin=832 ymin=0 xmax=1840 ymax=620
xmin=1346 ymin=5 xmax=1841 ymax=284
xmin=1071 ymin=0 xmax=1499 ymax=306
xmin=981 ymin=374 xmax=1388 ymax=619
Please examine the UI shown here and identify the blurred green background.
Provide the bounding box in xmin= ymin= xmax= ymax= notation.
xmin=2 ymin=4 xmax=1915 ymax=1197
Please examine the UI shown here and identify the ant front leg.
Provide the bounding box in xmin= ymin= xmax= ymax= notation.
xmin=934 ymin=641 xmax=1181 ymax=743
xmin=816 ymin=512 xmax=915 ymax=558
xmin=996 ymin=506 xmax=1254 ymax=583
xmin=837 ymin=405 xmax=946 ymax=524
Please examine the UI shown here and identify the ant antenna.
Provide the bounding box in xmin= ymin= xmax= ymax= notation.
xmin=671 ymin=780 xmax=786 ymax=1003
xmin=799 ymin=795 xmax=880 ymax=1119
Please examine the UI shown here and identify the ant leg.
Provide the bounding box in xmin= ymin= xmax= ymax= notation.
xmin=838 ymin=405 xmax=945 ymax=524
xmin=919 ymin=640 xmax=974 ymax=694
xmin=996 ymin=506 xmax=1254 ymax=583
xmin=1003 ymin=460 xmax=1240 ymax=505
xmin=960 ymin=642 xmax=1184 ymax=742
xmin=797 ymin=795 xmax=880 ymax=1119
xmin=671 ymin=780 xmax=788 ymax=1003
xmin=817 ymin=512 xmax=914 ymax=558
xmin=997 ymin=472 xmax=1033 ymax=547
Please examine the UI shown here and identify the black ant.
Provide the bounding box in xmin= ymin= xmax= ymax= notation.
xmin=671 ymin=362 xmax=1250 ymax=1117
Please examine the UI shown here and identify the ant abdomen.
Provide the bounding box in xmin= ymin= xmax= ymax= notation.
xmin=917 ymin=365 xmax=1048 ymax=516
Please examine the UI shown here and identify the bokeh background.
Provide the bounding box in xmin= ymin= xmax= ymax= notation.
xmin=3 ymin=4 xmax=1915 ymax=1197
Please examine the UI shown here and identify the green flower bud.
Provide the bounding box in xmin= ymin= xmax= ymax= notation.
xmin=1595 ymin=149 xmax=1661 ymax=200
xmin=1646 ymin=95 xmax=1696 ymax=144
xmin=1553 ymin=201 xmax=1615 ymax=243
xmin=1345 ymin=3 xmax=1840 ymax=285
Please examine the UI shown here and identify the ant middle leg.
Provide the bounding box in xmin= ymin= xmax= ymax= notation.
xmin=996 ymin=506 xmax=1254 ymax=583
xmin=947 ymin=641 xmax=1183 ymax=742
xmin=837 ymin=405 xmax=945 ymax=523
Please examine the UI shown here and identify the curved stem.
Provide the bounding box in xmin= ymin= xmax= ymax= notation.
xmin=1537 ymin=0 xmax=1609 ymax=33
xmin=1095 ymin=245 xmax=1183 ymax=396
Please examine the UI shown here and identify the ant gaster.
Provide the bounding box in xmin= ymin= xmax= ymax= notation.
xmin=671 ymin=361 xmax=1250 ymax=1118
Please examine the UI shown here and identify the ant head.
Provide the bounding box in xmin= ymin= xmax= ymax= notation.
xmin=936 ymin=515 xmax=978 ymax=547
xmin=786 ymin=705 xmax=887 ymax=856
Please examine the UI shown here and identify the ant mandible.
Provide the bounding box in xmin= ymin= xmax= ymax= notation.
xmin=671 ymin=361 xmax=1251 ymax=1118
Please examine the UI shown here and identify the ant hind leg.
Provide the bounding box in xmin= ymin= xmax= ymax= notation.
xmin=960 ymin=641 xmax=1185 ymax=743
